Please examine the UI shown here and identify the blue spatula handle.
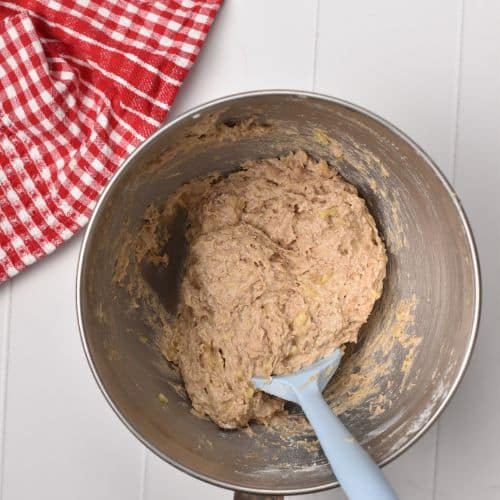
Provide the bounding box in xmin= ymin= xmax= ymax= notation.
xmin=297 ymin=385 xmax=398 ymax=500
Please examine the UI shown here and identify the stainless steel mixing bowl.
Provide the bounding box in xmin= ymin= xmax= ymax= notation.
xmin=77 ymin=91 xmax=480 ymax=496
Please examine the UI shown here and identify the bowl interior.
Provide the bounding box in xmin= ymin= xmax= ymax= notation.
xmin=78 ymin=93 xmax=479 ymax=494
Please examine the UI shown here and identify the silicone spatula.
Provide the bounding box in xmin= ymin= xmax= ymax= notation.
xmin=252 ymin=348 xmax=398 ymax=500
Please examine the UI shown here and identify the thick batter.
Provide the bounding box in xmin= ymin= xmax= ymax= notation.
xmin=121 ymin=151 xmax=387 ymax=429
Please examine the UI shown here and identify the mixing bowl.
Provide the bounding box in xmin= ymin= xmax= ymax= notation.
xmin=76 ymin=91 xmax=480 ymax=496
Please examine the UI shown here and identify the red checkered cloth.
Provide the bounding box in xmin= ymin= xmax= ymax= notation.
xmin=0 ymin=0 xmax=221 ymax=282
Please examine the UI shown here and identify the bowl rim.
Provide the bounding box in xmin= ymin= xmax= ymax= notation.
xmin=76 ymin=89 xmax=481 ymax=495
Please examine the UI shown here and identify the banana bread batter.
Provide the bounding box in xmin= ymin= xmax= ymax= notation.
xmin=122 ymin=151 xmax=387 ymax=429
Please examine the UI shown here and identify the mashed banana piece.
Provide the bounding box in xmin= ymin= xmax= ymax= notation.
xmin=134 ymin=151 xmax=387 ymax=429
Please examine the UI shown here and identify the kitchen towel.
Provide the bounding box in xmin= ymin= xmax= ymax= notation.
xmin=0 ymin=0 xmax=221 ymax=282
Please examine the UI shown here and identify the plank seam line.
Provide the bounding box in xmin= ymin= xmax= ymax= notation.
xmin=0 ymin=283 xmax=13 ymax=500
xmin=450 ymin=0 xmax=466 ymax=187
xmin=311 ymin=0 xmax=320 ymax=91
xmin=139 ymin=447 xmax=147 ymax=500
xmin=433 ymin=0 xmax=465 ymax=493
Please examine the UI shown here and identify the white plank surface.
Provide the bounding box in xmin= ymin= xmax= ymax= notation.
xmin=434 ymin=1 xmax=500 ymax=499
xmin=170 ymin=0 xmax=318 ymax=119
xmin=149 ymin=1 xmax=318 ymax=497
xmin=0 ymin=1 xmax=498 ymax=499
xmin=143 ymin=451 xmax=229 ymax=500
xmin=308 ymin=2 xmax=462 ymax=499
xmin=0 ymin=283 xmax=11 ymax=498
xmin=314 ymin=0 xmax=462 ymax=179
xmin=1 ymin=238 xmax=144 ymax=500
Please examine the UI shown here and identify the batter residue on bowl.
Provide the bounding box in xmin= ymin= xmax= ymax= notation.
xmin=114 ymin=150 xmax=387 ymax=429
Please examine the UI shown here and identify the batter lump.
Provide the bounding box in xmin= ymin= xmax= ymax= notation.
xmin=121 ymin=151 xmax=387 ymax=429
